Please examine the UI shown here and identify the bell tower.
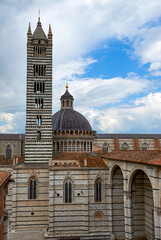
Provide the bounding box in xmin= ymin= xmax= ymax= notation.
xmin=25 ymin=18 xmax=53 ymax=163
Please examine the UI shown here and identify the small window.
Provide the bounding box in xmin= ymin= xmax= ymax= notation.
xmin=141 ymin=142 xmax=148 ymax=150
xmin=37 ymin=131 xmax=41 ymax=141
xmin=64 ymin=178 xmax=73 ymax=203
xmin=94 ymin=211 xmax=103 ymax=221
xmin=102 ymin=142 xmax=108 ymax=154
xmin=121 ymin=142 xmax=129 ymax=150
xmin=37 ymin=115 xmax=42 ymax=126
xmin=95 ymin=178 xmax=102 ymax=202
xmin=34 ymin=82 xmax=45 ymax=93
xmin=28 ymin=177 xmax=37 ymax=199
xmin=6 ymin=144 xmax=12 ymax=160
xmin=35 ymin=98 xmax=43 ymax=109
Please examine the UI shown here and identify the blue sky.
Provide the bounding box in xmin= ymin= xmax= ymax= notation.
xmin=1 ymin=0 xmax=161 ymax=133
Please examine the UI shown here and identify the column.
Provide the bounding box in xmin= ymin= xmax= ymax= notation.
xmin=107 ymin=184 xmax=114 ymax=238
xmin=124 ymin=191 xmax=133 ymax=240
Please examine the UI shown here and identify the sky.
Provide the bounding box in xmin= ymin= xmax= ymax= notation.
xmin=1 ymin=0 xmax=161 ymax=133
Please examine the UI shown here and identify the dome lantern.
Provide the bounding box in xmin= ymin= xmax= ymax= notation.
xmin=60 ymin=83 xmax=74 ymax=110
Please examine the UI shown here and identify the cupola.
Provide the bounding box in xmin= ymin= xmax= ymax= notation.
xmin=61 ymin=83 xmax=74 ymax=109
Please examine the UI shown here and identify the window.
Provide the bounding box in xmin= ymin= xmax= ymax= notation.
xmin=121 ymin=142 xmax=129 ymax=150
xmin=34 ymin=82 xmax=45 ymax=93
xmin=37 ymin=115 xmax=42 ymax=126
xmin=94 ymin=211 xmax=103 ymax=221
xmin=35 ymin=98 xmax=43 ymax=109
xmin=33 ymin=64 xmax=46 ymax=77
xmin=37 ymin=131 xmax=41 ymax=141
xmin=102 ymin=142 xmax=108 ymax=154
xmin=33 ymin=46 xmax=46 ymax=57
xmin=141 ymin=142 xmax=148 ymax=150
xmin=64 ymin=178 xmax=73 ymax=203
xmin=6 ymin=144 xmax=12 ymax=160
xmin=95 ymin=178 xmax=102 ymax=202
xmin=28 ymin=177 xmax=37 ymax=199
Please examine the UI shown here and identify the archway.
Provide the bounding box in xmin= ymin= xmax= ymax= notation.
xmin=112 ymin=166 xmax=125 ymax=239
xmin=131 ymin=170 xmax=154 ymax=239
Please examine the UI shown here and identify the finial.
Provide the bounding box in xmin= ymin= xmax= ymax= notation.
xmin=48 ymin=24 xmax=52 ymax=35
xmin=27 ymin=22 xmax=32 ymax=35
xmin=66 ymin=82 xmax=68 ymax=89
xmin=38 ymin=9 xmax=40 ymax=23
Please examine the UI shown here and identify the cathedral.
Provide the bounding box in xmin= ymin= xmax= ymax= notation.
xmin=0 ymin=18 xmax=161 ymax=240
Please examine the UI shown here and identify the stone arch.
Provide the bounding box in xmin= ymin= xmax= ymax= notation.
xmin=109 ymin=163 xmax=124 ymax=185
xmin=112 ymin=166 xmax=125 ymax=239
xmin=130 ymin=169 xmax=154 ymax=239
xmin=127 ymin=167 xmax=153 ymax=192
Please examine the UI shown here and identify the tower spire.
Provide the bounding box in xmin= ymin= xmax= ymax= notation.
xmin=48 ymin=24 xmax=52 ymax=36
xmin=38 ymin=9 xmax=40 ymax=23
xmin=27 ymin=22 xmax=32 ymax=35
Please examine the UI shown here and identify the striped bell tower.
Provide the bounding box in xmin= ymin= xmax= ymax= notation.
xmin=25 ymin=18 xmax=53 ymax=163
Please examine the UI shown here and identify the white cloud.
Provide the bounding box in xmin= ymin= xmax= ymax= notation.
xmin=84 ymin=92 xmax=161 ymax=133
xmin=0 ymin=112 xmax=25 ymax=133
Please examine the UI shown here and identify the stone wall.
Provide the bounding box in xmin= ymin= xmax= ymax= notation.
xmin=94 ymin=137 xmax=159 ymax=152
xmin=48 ymin=168 xmax=110 ymax=239
xmin=0 ymin=140 xmax=24 ymax=159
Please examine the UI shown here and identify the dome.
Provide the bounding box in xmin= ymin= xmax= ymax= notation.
xmin=52 ymin=109 xmax=92 ymax=131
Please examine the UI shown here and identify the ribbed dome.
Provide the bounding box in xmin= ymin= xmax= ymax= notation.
xmin=52 ymin=109 xmax=92 ymax=131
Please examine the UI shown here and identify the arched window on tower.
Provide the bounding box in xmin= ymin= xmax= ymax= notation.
xmin=64 ymin=178 xmax=73 ymax=203
xmin=95 ymin=177 xmax=103 ymax=202
xmin=28 ymin=176 xmax=37 ymax=199
xmin=6 ymin=144 xmax=12 ymax=160
xmin=37 ymin=131 xmax=41 ymax=141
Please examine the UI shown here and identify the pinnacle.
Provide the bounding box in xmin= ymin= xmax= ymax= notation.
xmin=48 ymin=24 xmax=52 ymax=35
xmin=27 ymin=22 xmax=32 ymax=35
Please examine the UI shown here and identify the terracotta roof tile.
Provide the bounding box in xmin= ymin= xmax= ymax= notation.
xmin=53 ymin=152 xmax=107 ymax=168
xmin=0 ymin=155 xmax=24 ymax=165
xmin=103 ymin=150 xmax=161 ymax=166
xmin=0 ymin=171 xmax=11 ymax=187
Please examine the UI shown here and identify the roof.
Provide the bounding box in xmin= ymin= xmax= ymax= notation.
xmin=53 ymin=152 xmax=107 ymax=168
xmin=96 ymin=133 xmax=161 ymax=139
xmin=103 ymin=150 xmax=161 ymax=166
xmin=32 ymin=19 xmax=47 ymax=41
xmin=0 ymin=134 xmax=25 ymax=141
xmin=0 ymin=155 xmax=25 ymax=165
xmin=0 ymin=171 xmax=11 ymax=188
xmin=61 ymin=89 xmax=73 ymax=99
xmin=52 ymin=109 xmax=92 ymax=131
